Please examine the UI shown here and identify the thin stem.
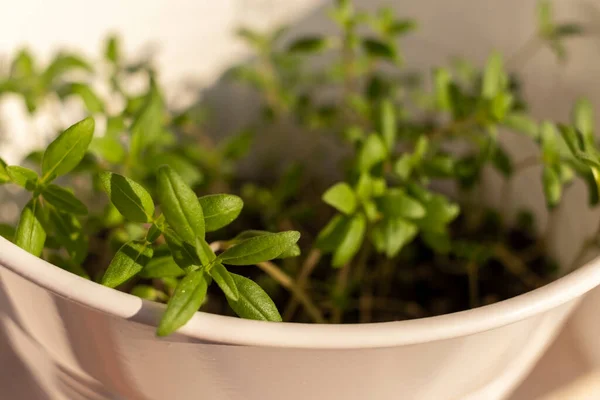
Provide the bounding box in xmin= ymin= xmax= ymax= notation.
xmin=331 ymin=263 xmax=351 ymax=323
xmin=513 ymin=156 xmax=540 ymax=172
xmin=256 ymin=261 xmax=326 ymax=324
xmin=494 ymin=243 xmax=544 ymax=288
xmin=467 ymin=261 xmax=479 ymax=308
xmin=507 ymin=36 xmax=542 ymax=70
xmin=355 ymin=242 xmax=374 ymax=323
xmin=568 ymin=222 xmax=600 ymax=273
xmin=282 ymin=248 xmax=322 ymax=321
xmin=426 ymin=116 xmax=478 ymax=142
xmin=209 ymin=241 xmax=325 ymax=323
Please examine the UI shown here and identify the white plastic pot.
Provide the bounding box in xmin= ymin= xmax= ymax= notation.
xmin=1 ymin=233 xmax=600 ymax=400
xmin=3 ymin=1 xmax=600 ymax=399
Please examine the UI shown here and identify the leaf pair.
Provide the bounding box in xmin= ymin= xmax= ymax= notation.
xmin=11 ymin=118 xmax=95 ymax=258
xmin=156 ymin=269 xmax=281 ymax=336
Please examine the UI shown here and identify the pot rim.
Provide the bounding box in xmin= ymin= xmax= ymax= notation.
xmin=1 ymin=236 xmax=599 ymax=349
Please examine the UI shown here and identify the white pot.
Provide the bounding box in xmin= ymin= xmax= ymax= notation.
xmin=1 ymin=233 xmax=600 ymax=400
xmin=3 ymin=1 xmax=600 ymax=399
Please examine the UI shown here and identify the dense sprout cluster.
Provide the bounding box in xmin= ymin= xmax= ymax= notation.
xmin=0 ymin=0 xmax=596 ymax=333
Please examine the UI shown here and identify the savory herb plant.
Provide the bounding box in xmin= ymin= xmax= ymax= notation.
xmin=0 ymin=0 xmax=597 ymax=333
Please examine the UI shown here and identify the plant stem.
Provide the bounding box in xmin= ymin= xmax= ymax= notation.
xmin=493 ymin=243 xmax=544 ymax=288
xmin=331 ymin=263 xmax=351 ymax=323
xmin=282 ymin=248 xmax=322 ymax=321
xmin=507 ymin=36 xmax=542 ymax=70
xmin=467 ymin=261 xmax=479 ymax=308
xmin=427 ymin=116 xmax=478 ymax=141
xmin=513 ymin=156 xmax=540 ymax=172
xmin=256 ymin=261 xmax=326 ymax=324
xmin=209 ymin=241 xmax=325 ymax=323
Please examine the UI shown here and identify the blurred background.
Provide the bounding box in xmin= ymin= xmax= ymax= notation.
xmin=2 ymin=0 xmax=600 ymax=398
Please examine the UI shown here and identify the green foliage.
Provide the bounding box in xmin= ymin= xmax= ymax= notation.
xmin=42 ymin=117 xmax=95 ymax=181
xmin=218 ymin=231 xmax=300 ymax=265
xmin=226 ymin=273 xmax=282 ymax=321
xmin=157 ymin=270 xmax=208 ymax=336
xmin=0 ymin=0 xmax=591 ymax=333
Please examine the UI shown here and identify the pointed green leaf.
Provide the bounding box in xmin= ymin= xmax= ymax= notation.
xmin=227 ymin=273 xmax=281 ymax=321
xmin=394 ymin=154 xmax=414 ymax=180
xmin=46 ymin=207 xmax=88 ymax=265
xmin=131 ymin=285 xmax=166 ymax=301
xmin=537 ymin=0 xmax=553 ymax=36
xmin=482 ymin=52 xmax=505 ymax=99
xmin=0 ymin=158 xmax=9 ymax=184
xmin=0 ymin=223 xmax=15 ymax=241
xmin=105 ymin=36 xmax=120 ymax=65
xmin=218 ymin=231 xmax=300 ymax=266
xmin=99 ymin=172 xmax=154 ymax=223
xmin=555 ymin=23 xmax=584 ymax=37
xmin=130 ymin=90 xmax=163 ymax=158
xmin=322 ymin=182 xmax=357 ymax=215
xmin=362 ymin=38 xmax=397 ymax=62
xmin=210 ymin=262 xmax=239 ymax=301
xmin=199 ymin=194 xmax=243 ymax=232
xmin=7 ymin=166 xmax=38 ymax=190
xmin=43 ymin=184 xmax=87 ymax=215
xmin=288 ymin=36 xmax=330 ymax=53
xmin=376 ymin=189 xmax=425 ymax=219
xmin=231 ymin=230 xmax=300 ymax=259
xmin=15 ymin=200 xmax=46 ymax=257
xmin=68 ymin=83 xmax=104 ymax=113
xmin=357 ymin=134 xmax=387 ymax=172
xmin=163 ymin=229 xmax=201 ymax=272
xmin=542 ymin=166 xmax=562 ymax=208
xmin=149 ymin=152 xmax=203 ymax=187
xmin=491 ymin=145 xmax=513 ymax=177
xmin=139 ymin=255 xmax=185 ymax=279
xmin=372 ymin=218 xmax=418 ymax=258
xmin=42 ymin=117 xmax=95 ymax=181
xmin=101 ymin=241 xmax=153 ymax=288
xmin=503 ymin=113 xmax=539 ymax=140
xmin=157 ymin=270 xmax=208 ymax=336
xmin=90 ymin=136 xmax=126 ymax=164
xmin=43 ymin=54 xmax=91 ymax=84
xmin=380 ymin=99 xmax=396 ymax=151
xmin=332 ymin=213 xmax=366 ymax=267
xmin=316 ymin=215 xmax=351 ymax=252
xmin=573 ymin=98 xmax=595 ymax=148
xmin=541 ymin=121 xmax=559 ymax=163
xmin=433 ymin=68 xmax=452 ymax=111
xmin=157 ymin=165 xmax=205 ymax=243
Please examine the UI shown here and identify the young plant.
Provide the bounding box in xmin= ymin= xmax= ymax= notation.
xmin=0 ymin=0 xmax=595 ymax=331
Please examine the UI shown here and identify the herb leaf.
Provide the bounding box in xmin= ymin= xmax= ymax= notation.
xmin=99 ymin=172 xmax=155 ymax=223
xmin=199 ymin=194 xmax=243 ymax=232
xmin=209 ymin=262 xmax=239 ymax=301
xmin=0 ymin=158 xmax=10 ymax=184
xmin=376 ymin=189 xmax=425 ymax=219
xmin=6 ymin=165 xmax=38 ymax=190
xmin=43 ymin=184 xmax=88 ymax=215
xmin=332 ymin=213 xmax=366 ymax=267
xmin=227 ymin=273 xmax=282 ymax=321
xmin=42 ymin=117 xmax=95 ymax=181
xmin=157 ymin=165 xmax=205 ymax=244
xmin=163 ymin=229 xmax=201 ymax=272
xmin=218 ymin=231 xmax=300 ymax=265
xmin=14 ymin=199 xmax=46 ymax=257
xmin=101 ymin=241 xmax=153 ymax=288
xmin=157 ymin=270 xmax=208 ymax=336
xmin=139 ymin=256 xmax=185 ymax=279
xmin=322 ymin=182 xmax=357 ymax=214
